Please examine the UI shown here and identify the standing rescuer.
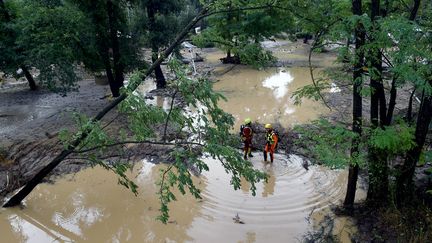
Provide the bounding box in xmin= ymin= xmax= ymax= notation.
xmin=264 ymin=123 xmax=278 ymax=163
xmin=240 ymin=118 xmax=254 ymax=159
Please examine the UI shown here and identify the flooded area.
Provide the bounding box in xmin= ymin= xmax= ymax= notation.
xmin=0 ymin=41 xmax=362 ymax=242
xmin=213 ymin=66 xmax=327 ymax=129
xmin=0 ymin=154 xmax=362 ymax=242
xmin=208 ymin=41 xmax=334 ymax=129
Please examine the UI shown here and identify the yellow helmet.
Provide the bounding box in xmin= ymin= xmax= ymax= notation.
xmin=244 ymin=118 xmax=252 ymax=124
xmin=265 ymin=123 xmax=272 ymax=129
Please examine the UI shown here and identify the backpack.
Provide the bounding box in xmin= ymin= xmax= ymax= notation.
xmin=239 ymin=124 xmax=245 ymax=136
xmin=240 ymin=124 xmax=253 ymax=138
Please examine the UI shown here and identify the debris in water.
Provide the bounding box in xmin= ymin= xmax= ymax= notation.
xmin=233 ymin=213 xmax=245 ymax=224
xmin=302 ymin=160 xmax=309 ymax=170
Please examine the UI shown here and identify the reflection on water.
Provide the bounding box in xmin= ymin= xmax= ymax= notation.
xmin=262 ymin=167 xmax=276 ymax=198
xmin=262 ymin=70 xmax=294 ymax=99
xmin=212 ymin=66 xmax=328 ymax=129
xmin=0 ymin=154 xmax=361 ymax=242
xmin=1 ymin=160 xmax=201 ymax=243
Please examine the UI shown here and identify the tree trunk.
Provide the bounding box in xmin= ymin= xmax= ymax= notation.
xmin=153 ymin=49 xmax=166 ymax=89
xmin=97 ymin=38 xmax=117 ymax=96
xmin=410 ymin=0 xmax=421 ymax=22
xmin=107 ymin=0 xmax=124 ymax=96
xmin=0 ymin=0 xmax=10 ymax=20
xmin=367 ymin=0 xmax=389 ymax=204
xmin=104 ymin=63 xmax=117 ymax=96
xmin=2 ymin=0 xmax=37 ymax=91
xmin=396 ymin=83 xmax=432 ymax=205
xmin=344 ymin=0 xmax=365 ymax=208
xmin=147 ymin=1 xmax=166 ymax=89
xmin=3 ymin=6 xmax=211 ymax=207
xmin=385 ymin=76 xmax=397 ymax=125
xmin=388 ymin=1 xmax=420 ymax=124
xmin=406 ymin=88 xmax=416 ymax=124
xmin=21 ymin=66 xmax=37 ymax=91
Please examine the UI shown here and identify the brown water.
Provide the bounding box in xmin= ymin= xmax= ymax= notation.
xmin=1 ymin=154 xmax=362 ymax=243
xmin=213 ymin=66 xmax=327 ymax=129
xmin=1 ymin=42 xmax=361 ymax=242
xmin=209 ymin=42 xmax=334 ymax=129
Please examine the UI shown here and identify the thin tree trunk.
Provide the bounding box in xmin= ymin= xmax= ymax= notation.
xmin=410 ymin=0 xmax=421 ymax=21
xmin=2 ymin=0 xmax=37 ymax=91
xmin=344 ymin=0 xmax=365 ymax=208
xmin=3 ymin=6 xmax=211 ymax=208
xmin=153 ymin=49 xmax=166 ymax=89
xmin=147 ymin=1 xmax=166 ymax=89
xmin=107 ymin=0 xmax=124 ymax=96
xmin=90 ymin=0 xmax=118 ymax=97
xmin=396 ymin=84 xmax=432 ymax=205
xmin=406 ymin=87 xmax=416 ymax=123
xmin=367 ymin=0 xmax=389 ymax=204
xmin=98 ymin=39 xmax=117 ymax=96
xmin=21 ymin=66 xmax=37 ymax=91
xmin=385 ymin=76 xmax=397 ymax=125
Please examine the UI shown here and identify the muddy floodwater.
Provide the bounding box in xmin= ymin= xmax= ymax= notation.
xmin=1 ymin=155 xmax=359 ymax=243
xmin=209 ymin=43 xmax=333 ymax=129
xmin=1 ymin=42 xmax=361 ymax=242
xmin=213 ymin=66 xmax=327 ymax=129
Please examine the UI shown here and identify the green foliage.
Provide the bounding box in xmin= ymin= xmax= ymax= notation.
xmin=294 ymin=119 xmax=364 ymax=169
xmin=155 ymin=59 xmax=267 ymax=223
xmin=237 ymin=43 xmax=276 ymax=68
xmin=368 ymin=122 xmax=416 ymax=157
xmin=58 ymin=112 xmax=139 ymax=195
xmin=0 ymin=0 xmax=21 ymax=76
xmin=63 ymin=59 xmax=266 ymax=223
xmin=133 ymin=0 xmax=186 ymax=49
xmin=291 ymin=78 xmax=331 ymax=105
xmin=119 ymin=86 xmax=168 ymax=141
xmin=0 ymin=0 xmax=92 ymax=93
xmin=194 ymin=0 xmax=291 ymax=68
xmin=59 ymin=113 xmax=114 ymax=152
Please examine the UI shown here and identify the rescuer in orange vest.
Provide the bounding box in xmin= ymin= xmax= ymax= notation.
xmin=264 ymin=123 xmax=278 ymax=163
xmin=240 ymin=118 xmax=254 ymax=160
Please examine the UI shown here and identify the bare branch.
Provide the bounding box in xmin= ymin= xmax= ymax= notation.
xmin=163 ymin=90 xmax=179 ymax=143
xmin=74 ymin=140 xmax=204 ymax=154
xmin=309 ymin=31 xmax=332 ymax=110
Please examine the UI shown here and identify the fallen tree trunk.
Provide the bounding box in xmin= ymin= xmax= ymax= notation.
xmin=2 ymin=1 xmax=279 ymax=207
xmin=3 ymin=7 xmax=210 ymax=208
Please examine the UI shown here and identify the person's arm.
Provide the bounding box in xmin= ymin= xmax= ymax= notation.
xmin=271 ymin=133 xmax=278 ymax=149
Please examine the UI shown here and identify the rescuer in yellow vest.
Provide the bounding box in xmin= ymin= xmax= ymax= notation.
xmin=264 ymin=123 xmax=278 ymax=163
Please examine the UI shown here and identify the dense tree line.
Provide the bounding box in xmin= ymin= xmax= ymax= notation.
xmin=0 ymin=0 xmax=198 ymax=95
xmin=292 ymin=0 xmax=432 ymax=209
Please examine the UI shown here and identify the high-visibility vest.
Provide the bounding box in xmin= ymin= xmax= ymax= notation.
xmin=266 ymin=131 xmax=277 ymax=144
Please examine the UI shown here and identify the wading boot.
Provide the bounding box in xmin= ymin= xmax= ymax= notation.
xmin=263 ymin=151 xmax=267 ymax=162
